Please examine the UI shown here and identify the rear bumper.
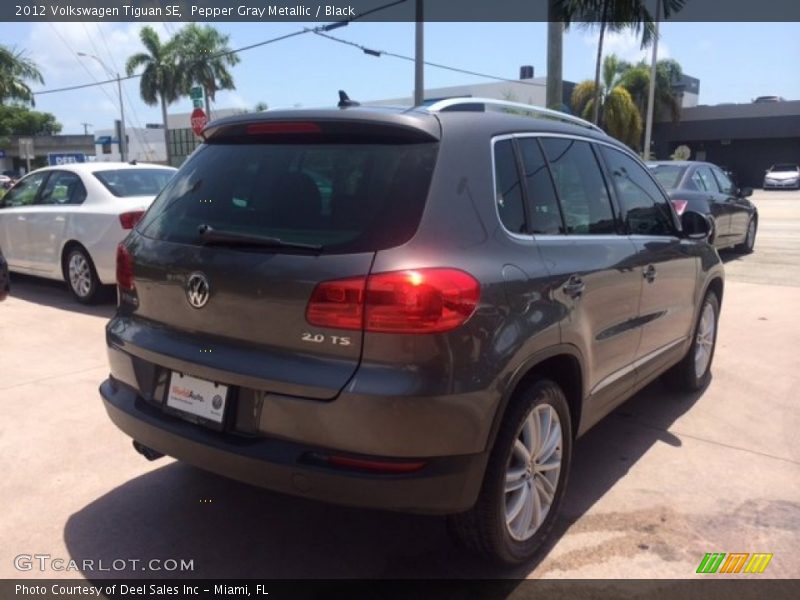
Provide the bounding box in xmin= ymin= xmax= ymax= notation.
xmin=99 ymin=378 xmax=487 ymax=515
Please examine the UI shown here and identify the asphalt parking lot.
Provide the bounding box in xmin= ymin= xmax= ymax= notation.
xmin=1 ymin=190 xmax=798 ymax=580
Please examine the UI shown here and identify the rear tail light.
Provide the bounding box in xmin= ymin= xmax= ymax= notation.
xmin=306 ymin=268 xmax=480 ymax=333
xmin=116 ymin=243 xmax=135 ymax=292
xmin=671 ymin=199 xmax=689 ymax=216
xmin=119 ymin=210 xmax=145 ymax=230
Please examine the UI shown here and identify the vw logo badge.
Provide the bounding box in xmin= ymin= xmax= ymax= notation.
xmin=186 ymin=272 xmax=210 ymax=308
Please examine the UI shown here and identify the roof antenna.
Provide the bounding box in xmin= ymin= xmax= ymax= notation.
xmin=338 ymin=90 xmax=360 ymax=109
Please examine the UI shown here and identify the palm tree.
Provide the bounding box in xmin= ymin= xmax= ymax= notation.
xmin=571 ymin=54 xmax=642 ymax=148
xmin=175 ymin=24 xmax=239 ymax=119
xmin=558 ymin=0 xmax=685 ymax=124
xmin=0 ymin=45 xmax=44 ymax=106
xmin=126 ymin=27 xmax=182 ymax=165
xmin=617 ymin=58 xmax=683 ymax=123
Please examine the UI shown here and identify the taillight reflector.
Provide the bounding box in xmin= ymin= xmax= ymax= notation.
xmin=116 ymin=243 xmax=134 ymax=291
xmin=246 ymin=122 xmax=321 ymax=135
xmin=306 ymin=268 xmax=480 ymax=334
xmin=119 ymin=210 xmax=145 ymax=230
xmin=671 ymin=199 xmax=689 ymax=216
xmin=327 ymin=455 xmax=426 ymax=474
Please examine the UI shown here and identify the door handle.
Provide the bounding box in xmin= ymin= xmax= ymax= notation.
xmin=563 ymin=276 xmax=585 ymax=299
xmin=643 ymin=264 xmax=657 ymax=283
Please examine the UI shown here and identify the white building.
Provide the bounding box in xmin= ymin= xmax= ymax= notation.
xmin=94 ymin=126 xmax=167 ymax=163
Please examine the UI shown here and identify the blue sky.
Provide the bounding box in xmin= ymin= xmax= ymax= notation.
xmin=1 ymin=21 xmax=798 ymax=134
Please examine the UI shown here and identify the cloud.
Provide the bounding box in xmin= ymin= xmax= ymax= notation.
xmin=580 ymin=28 xmax=671 ymax=64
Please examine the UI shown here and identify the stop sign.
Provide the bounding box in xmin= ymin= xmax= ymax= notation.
xmin=190 ymin=107 xmax=208 ymax=136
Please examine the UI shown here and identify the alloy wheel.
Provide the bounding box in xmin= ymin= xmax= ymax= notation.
xmin=694 ymin=301 xmax=716 ymax=378
xmin=504 ymin=404 xmax=563 ymax=541
xmin=68 ymin=252 xmax=93 ymax=298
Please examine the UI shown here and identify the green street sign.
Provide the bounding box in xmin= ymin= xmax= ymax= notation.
xmin=189 ymin=86 xmax=204 ymax=100
xmin=192 ymin=98 xmax=204 ymax=108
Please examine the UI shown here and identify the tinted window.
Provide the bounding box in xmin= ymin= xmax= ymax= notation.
xmin=39 ymin=171 xmax=87 ymax=205
xmin=601 ymin=146 xmax=675 ymax=236
xmin=695 ymin=167 xmax=718 ymax=193
xmin=138 ymin=141 xmax=438 ymax=253
xmin=648 ymin=164 xmax=685 ymax=190
xmin=711 ymin=167 xmax=735 ymax=194
xmin=518 ymin=138 xmax=562 ymax=234
xmin=494 ymin=139 xmax=526 ymax=234
xmin=1 ymin=171 xmax=48 ymax=207
xmin=540 ymin=138 xmax=616 ymax=235
xmin=94 ymin=169 xmax=175 ymax=197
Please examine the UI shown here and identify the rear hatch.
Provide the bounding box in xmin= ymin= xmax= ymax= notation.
xmin=118 ymin=114 xmax=439 ymax=399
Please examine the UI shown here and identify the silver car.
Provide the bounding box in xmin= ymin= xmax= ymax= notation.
xmin=763 ymin=163 xmax=800 ymax=189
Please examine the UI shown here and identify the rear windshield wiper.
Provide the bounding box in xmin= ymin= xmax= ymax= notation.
xmin=197 ymin=224 xmax=323 ymax=252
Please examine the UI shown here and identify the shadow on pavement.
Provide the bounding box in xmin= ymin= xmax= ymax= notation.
xmin=63 ymin=379 xmax=707 ymax=579
xmin=9 ymin=273 xmax=115 ymax=318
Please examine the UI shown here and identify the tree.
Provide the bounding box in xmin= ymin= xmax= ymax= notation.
xmin=0 ymin=45 xmax=44 ymax=106
xmin=254 ymin=101 xmax=268 ymax=112
xmin=571 ymin=54 xmax=642 ymax=148
xmin=618 ymin=58 xmax=683 ymax=123
xmin=0 ymin=105 xmax=62 ymax=136
xmin=126 ymin=27 xmax=182 ymax=165
xmin=175 ymin=24 xmax=239 ymax=119
xmin=558 ymin=0 xmax=685 ymax=124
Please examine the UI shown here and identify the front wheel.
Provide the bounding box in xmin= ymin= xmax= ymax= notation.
xmin=65 ymin=247 xmax=100 ymax=303
xmin=664 ymin=290 xmax=720 ymax=392
xmin=447 ymin=379 xmax=572 ymax=565
xmin=735 ymin=217 xmax=757 ymax=254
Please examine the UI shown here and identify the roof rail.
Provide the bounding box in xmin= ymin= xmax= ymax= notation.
xmin=425 ymin=97 xmax=605 ymax=133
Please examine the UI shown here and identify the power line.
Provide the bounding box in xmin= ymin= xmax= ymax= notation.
xmin=33 ymin=0 xmax=409 ymax=97
xmin=313 ymin=30 xmax=545 ymax=88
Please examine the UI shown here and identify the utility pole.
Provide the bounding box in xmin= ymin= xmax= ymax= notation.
xmin=81 ymin=123 xmax=92 ymax=135
xmin=77 ymin=52 xmax=127 ymax=162
xmin=643 ymin=0 xmax=662 ymax=160
xmin=414 ymin=0 xmax=424 ymax=106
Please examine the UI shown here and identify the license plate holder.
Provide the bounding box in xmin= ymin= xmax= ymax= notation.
xmin=165 ymin=372 xmax=229 ymax=429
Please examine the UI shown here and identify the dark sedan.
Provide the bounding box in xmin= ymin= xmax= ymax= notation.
xmin=647 ymin=161 xmax=757 ymax=253
xmin=0 ymin=246 xmax=9 ymax=301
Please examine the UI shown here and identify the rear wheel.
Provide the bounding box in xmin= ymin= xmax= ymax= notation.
xmin=664 ymin=290 xmax=720 ymax=392
xmin=447 ymin=379 xmax=572 ymax=565
xmin=735 ymin=217 xmax=756 ymax=254
xmin=65 ymin=246 xmax=100 ymax=303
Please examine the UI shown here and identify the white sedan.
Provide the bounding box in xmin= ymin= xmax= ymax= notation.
xmin=0 ymin=162 xmax=176 ymax=302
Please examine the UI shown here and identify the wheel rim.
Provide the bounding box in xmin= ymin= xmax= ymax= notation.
xmin=747 ymin=220 xmax=755 ymax=248
xmin=68 ymin=253 xmax=92 ymax=298
xmin=694 ymin=301 xmax=716 ymax=377
xmin=504 ymin=404 xmax=563 ymax=541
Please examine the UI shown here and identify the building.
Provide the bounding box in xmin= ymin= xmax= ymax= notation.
xmin=94 ymin=124 xmax=167 ymax=164
xmin=652 ymin=100 xmax=800 ymax=186
xmin=165 ymin=108 xmax=247 ymax=167
xmin=0 ymin=134 xmax=95 ymax=176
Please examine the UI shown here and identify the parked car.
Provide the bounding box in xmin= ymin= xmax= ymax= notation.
xmin=100 ymin=99 xmax=723 ymax=565
xmin=763 ymin=163 xmax=800 ymax=190
xmin=0 ymin=174 xmax=13 ymax=190
xmin=0 ymin=162 xmax=176 ymax=302
xmin=0 ymin=246 xmax=8 ymax=301
xmin=647 ymin=160 xmax=758 ymax=253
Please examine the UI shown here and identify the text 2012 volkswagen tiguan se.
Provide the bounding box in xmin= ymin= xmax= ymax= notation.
xmin=100 ymin=98 xmax=723 ymax=564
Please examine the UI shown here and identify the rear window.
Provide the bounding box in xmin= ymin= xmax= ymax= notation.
xmin=647 ymin=164 xmax=685 ymax=190
xmin=136 ymin=141 xmax=438 ymax=253
xmin=93 ymin=169 xmax=175 ymax=197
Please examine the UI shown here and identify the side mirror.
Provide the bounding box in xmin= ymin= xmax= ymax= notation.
xmin=681 ymin=210 xmax=713 ymax=241
xmin=739 ymin=187 xmax=753 ymax=198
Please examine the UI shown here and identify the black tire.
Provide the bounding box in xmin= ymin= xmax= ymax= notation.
xmin=64 ymin=246 xmax=100 ymax=304
xmin=664 ymin=290 xmax=720 ymax=392
xmin=447 ymin=379 xmax=572 ymax=565
xmin=735 ymin=217 xmax=757 ymax=254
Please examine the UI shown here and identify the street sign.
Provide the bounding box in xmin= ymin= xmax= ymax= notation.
xmin=48 ymin=153 xmax=87 ymax=166
xmin=0 ymin=150 xmax=5 ymax=158
xmin=192 ymin=98 xmax=204 ymax=109
xmin=190 ymin=107 xmax=208 ymax=137
xmin=190 ymin=86 xmax=204 ymax=100
xmin=18 ymin=138 xmax=34 ymax=160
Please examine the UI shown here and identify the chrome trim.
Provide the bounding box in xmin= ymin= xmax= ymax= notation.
xmin=591 ymin=337 xmax=687 ymax=396
xmin=427 ymin=97 xmax=605 ymax=133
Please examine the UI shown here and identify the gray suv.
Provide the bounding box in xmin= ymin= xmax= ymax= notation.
xmin=100 ymin=98 xmax=723 ymax=565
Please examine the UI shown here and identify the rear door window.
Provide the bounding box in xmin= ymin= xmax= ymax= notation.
xmin=518 ymin=138 xmax=563 ymax=234
xmin=39 ymin=171 xmax=87 ymax=205
xmin=137 ymin=141 xmax=438 ymax=253
xmin=540 ymin=138 xmax=616 ymax=235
